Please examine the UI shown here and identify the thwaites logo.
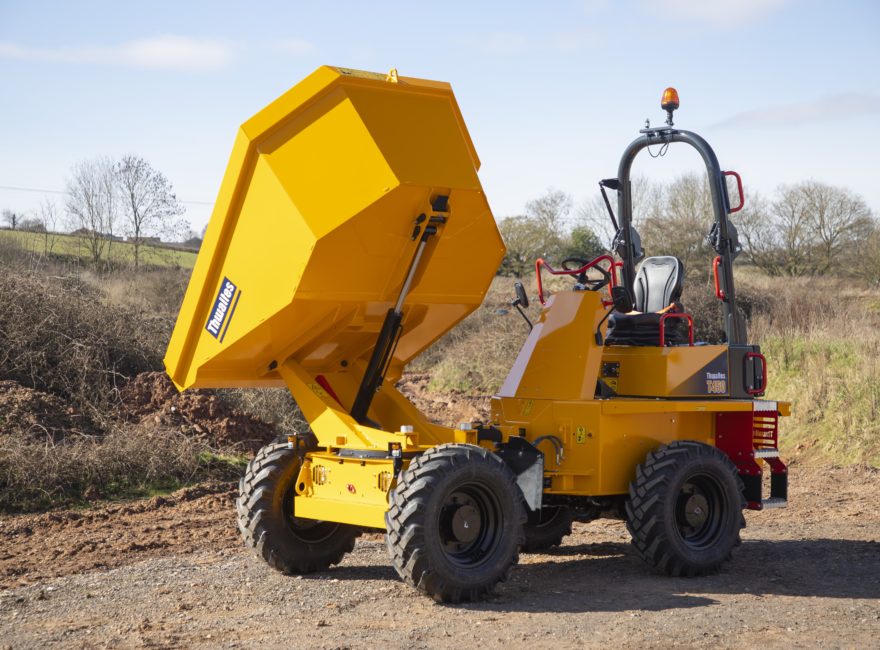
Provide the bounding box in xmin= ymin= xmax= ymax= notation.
xmin=706 ymin=371 xmax=727 ymax=394
xmin=205 ymin=277 xmax=241 ymax=342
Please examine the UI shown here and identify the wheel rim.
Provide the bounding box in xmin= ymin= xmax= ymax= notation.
xmin=437 ymin=482 xmax=503 ymax=568
xmin=674 ymin=473 xmax=727 ymax=550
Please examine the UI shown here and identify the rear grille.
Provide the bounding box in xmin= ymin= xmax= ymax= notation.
xmin=753 ymin=411 xmax=779 ymax=450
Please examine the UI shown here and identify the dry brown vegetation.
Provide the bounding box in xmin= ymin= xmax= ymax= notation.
xmin=1 ymin=233 xmax=877 ymax=513
xmin=0 ymin=244 xmax=281 ymax=512
xmin=745 ymin=275 xmax=880 ymax=465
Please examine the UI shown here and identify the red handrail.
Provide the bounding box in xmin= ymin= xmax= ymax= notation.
xmin=535 ymin=254 xmax=616 ymax=306
xmin=712 ymin=256 xmax=727 ymax=301
xmin=659 ymin=312 xmax=694 ymax=346
xmin=724 ymin=170 xmax=744 ymax=213
xmin=612 ymin=260 xmax=623 ymax=287
xmin=745 ymin=352 xmax=768 ymax=395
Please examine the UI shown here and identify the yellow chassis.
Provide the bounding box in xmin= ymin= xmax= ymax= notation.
xmin=280 ymin=288 xmax=790 ymax=530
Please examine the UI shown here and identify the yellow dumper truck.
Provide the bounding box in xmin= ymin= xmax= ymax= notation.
xmin=165 ymin=67 xmax=788 ymax=603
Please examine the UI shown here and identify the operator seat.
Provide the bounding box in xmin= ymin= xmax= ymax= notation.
xmin=605 ymin=256 xmax=689 ymax=346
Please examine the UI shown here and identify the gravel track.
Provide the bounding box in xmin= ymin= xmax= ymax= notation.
xmin=1 ymin=465 xmax=878 ymax=649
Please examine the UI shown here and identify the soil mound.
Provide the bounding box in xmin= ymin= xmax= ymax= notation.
xmin=0 ymin=381 xmax=91 ymax=440
xmin=119 ymin=372 xmax=277 ymax=451
xmin=397 ymin=372 xmax=490 ymax=427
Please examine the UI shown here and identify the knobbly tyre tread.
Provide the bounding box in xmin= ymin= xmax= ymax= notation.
xmin=521 ymin=506 xmax=574 ymax=553
xmin=626 ymin=440 xmax=746 ymax=577
xmin=237 ymin=442 xmax=360 ymax=574
xmin=385 ymin=443 xmax=527 ymax=603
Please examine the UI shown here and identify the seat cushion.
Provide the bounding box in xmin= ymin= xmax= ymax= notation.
xmin=605 ymin=311 xmax=689 ymax=346
xmin=634 ymin=256 xmax=684 ymax=313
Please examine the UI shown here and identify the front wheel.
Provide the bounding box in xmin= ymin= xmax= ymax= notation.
xmin=237 ymin=442 xmax=360 ymax=574
xmin=626 ymin=440 xmax=745 ymax=577
xmin=385 ymin=443 xmax=526 ymax=603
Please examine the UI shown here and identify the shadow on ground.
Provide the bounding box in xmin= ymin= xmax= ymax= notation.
xmin=314 ymin=538 xmax=879 ymax=614
xmin=466 ymin=538 xmax=880 ymax=613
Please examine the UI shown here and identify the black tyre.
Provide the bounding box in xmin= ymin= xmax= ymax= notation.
xmin=626 ymin=440 xmax=745 ymax=577
xmin=385 ymin=443 xmax=526 ymax=603
xmin=237 ymin=442 xmax=360 ymax=574
xmin=521 ymin=506 xmax=573 ymax=552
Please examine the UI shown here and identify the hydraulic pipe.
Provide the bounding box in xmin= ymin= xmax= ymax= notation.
xmin=350 ymin=227 xmax=435 ymax=425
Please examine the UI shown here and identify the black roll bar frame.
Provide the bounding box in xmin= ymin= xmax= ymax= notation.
xmin=614 ymin=127 xmax=745 ymax=345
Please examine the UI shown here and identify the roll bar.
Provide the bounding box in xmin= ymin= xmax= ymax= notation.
xmin=612 ymin=127 xmax=746 ymax=345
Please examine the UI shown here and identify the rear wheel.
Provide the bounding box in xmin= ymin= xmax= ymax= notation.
xmin=385 ymin=443 xmax=526 ymax=603
xmin=626 ymin=440 xmax=745 ymax=577
xmin=237 ymin=442 xmax=360 ymax=574
xmin=521 ymin=506 xmax=573 ymax=552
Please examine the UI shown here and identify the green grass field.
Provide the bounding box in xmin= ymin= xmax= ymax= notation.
xmin=0 ymin=229 xmax=197 ymax=268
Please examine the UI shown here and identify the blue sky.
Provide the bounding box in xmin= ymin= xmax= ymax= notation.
xmin=1 ymin=0 xmax=878 ymax=234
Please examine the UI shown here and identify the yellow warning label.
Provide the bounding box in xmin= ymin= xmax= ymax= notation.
xmin=575 ymin=426 xmax=586 ymax=444
xmin=308 ymin=382 xmax=328 ymax=398
xmin=605 ymin=378 xmax=619 ymax=391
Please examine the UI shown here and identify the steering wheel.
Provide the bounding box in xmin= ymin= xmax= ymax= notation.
xmin=560 ymin=257 xmax=611 ymax=291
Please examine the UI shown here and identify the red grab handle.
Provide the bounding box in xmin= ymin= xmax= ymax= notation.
xmin=713 ymin=256 xmax=727 ymax=301
xmin=724 ymin=170 xmax=744 ymax=213
xmin=659 ymin=312 xmax=694 ymax=347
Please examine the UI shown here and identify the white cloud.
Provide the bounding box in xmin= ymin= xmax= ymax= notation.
xmin=118 ymin=36 xmax=232 ymax=70
xmin=641 ymin=0 xmax=792 ymax=27
xmin=275 ymin=38 xmax=315 ymax=55
xmin=712 ymin=94 xmax=880 ymax=128
xmin=0 ymin=35 xmax=233 ymax=71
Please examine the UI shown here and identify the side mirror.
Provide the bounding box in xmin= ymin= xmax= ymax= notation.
xmin=611 ymin=286 xmax=633 ymax=313
xmin=511 ymin=281 xmax=533 ymax=332
xmin=513 ymin=282 xmax=529 ymax=308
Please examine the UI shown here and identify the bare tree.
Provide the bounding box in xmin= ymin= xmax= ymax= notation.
xmin=115 ymin=155 xmax=185 ymax=270
xmin=2 ymin=209 xmax=21 ymax=230
xmin=774 ymin=184 xmax=819 ymax=275
xmin=639 ymin=174 xmax=715 ymax=275
xmin=498 ymin=189 xmax=577 ymax=277
xmin=17 ymin=217 xmax=46 ymax=232
xmin=65 ymin=157 xmax=119 ymax=265
xmin=737 ymin=185 xmax=814 ymax=276
xmin=498 ymin=215 xmax=543 ymax=277
xmin=526 ymin=188 xmax=572 ymax=237
xmin=737 ymin=181 xmax=874 ymax=277
xmin=735 ymin=192 xmax=784 ymax=275
xmin=853 ymin=221 xmax=880 ymax=287
xmin=799 ymin=181 xmax=873 ymax=274
xmin=577 ymin=177 xmax=661 ymax=249
xmin=38 ymin=200 xmax=61 ymax=256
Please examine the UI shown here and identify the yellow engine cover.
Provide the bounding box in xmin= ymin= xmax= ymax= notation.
xmin=165 ymin=66 xmax=504 ymax=390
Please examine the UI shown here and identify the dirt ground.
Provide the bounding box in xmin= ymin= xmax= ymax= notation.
xmin=1 ymin=463 xmax=878 ymax=649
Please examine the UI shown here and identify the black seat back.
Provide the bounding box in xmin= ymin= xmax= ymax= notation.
xmin=633 ymin=256 xmax=684 ymax=313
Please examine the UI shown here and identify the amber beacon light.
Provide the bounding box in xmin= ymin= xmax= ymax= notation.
xmin=661 ymin=87 xmax=680 ymax=110
xmin=661 ymin=86 xmax=680 ymax=125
